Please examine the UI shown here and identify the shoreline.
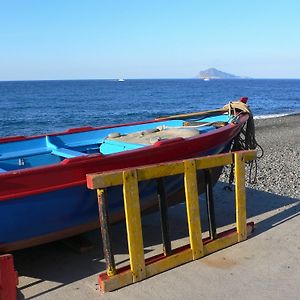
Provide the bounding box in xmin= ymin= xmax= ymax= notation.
xmin=254 ymin=111 xmax=300 ymax=120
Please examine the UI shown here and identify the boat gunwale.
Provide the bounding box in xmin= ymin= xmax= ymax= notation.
xmin=0 ymin=113 xmax=248 ymax=202
xmin=0 ymin=114 xmax=247 ymax=176
xmin=0 ymin=107 xmax=230 ymax=144
xmin=0 ymin=114 xmax=204 ymax=144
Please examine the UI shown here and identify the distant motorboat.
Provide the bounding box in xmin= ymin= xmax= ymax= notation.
xmin=118 ymin=79 xmax=125 ymax=82
xmin=204 ymin=78 xmax=210 ymax=81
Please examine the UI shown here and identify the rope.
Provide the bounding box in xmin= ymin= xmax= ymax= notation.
xmin=223 ymin=101 xmax=251 ymax=115
xmin=223 ymin=100 xmax=264 ymax=187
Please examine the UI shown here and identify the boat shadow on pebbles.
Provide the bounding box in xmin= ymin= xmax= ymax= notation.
xmin=14 ymin=182 xmax=299 ymax=299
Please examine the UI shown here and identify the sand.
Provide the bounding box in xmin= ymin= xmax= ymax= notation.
xmin=14 ymin=114 xmax=300 ymax=299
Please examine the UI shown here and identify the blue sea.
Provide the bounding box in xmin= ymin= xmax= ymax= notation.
xmin=0 ymin=79 xmax=299 ymax=137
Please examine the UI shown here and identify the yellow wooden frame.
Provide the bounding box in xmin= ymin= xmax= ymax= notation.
xmin=87 ymin=150 xmax=256 ymax=292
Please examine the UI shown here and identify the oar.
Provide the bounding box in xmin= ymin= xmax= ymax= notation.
xmin=155 ymin=108 xmax=227 ymax=121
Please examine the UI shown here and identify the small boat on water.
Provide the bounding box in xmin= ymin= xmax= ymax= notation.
xmin=0 ymin=97 xmax=253 ymax=252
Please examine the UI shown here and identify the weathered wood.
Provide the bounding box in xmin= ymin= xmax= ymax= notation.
xmin=97 ymin=189 xmax=116 ymax=276
xmin=196 ymin=153 xmax=232 ymax=170
xmin=87 ymin=151 xmax=256 ymax=190
xmin=184 ymin=160 xmax=203 ymax=259
xmin=137 ymin=161 xmax=184 ymax=181
xmin=87 ymin=172 xmax=123 ymax=189
xmin=99 ymin=270 xmax=133 ymax=292
xmin=204 ymin=169 xmax=217 ymax=240
xmin=87 ymin=150 xmax=256 ymax=292
xmin=234 ymin=153 xmax=247 ymax=242
xmin=123 ymin=170 xmax=146 ymax=282
xmin=157 ymin=178 xmax=172 ymax=256
xmin=146 ymin=248 xmax=192 ymax=277
xmin=155 ymin=108 xmax=227 ymax=121
xmin=98 ymin=223 xmax=254 ymax=292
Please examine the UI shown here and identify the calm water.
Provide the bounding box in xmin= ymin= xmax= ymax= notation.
xmin=0 ymin=79 xmax=299 ymax=137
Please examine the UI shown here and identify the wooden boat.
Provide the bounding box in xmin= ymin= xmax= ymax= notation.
xmin=0 ymin=98 xmax=252 ymax=252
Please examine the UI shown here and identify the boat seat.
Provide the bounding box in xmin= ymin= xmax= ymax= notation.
xmin=51 ymin=148 xmax=87 ymax=158
xmin=0 ymin=148 xmax=51 ymax=161
xmin=100 ymin=140 xmax=144 ymax=155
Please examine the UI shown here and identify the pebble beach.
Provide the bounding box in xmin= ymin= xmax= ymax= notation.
xmin=251 ymin=114 xmax=300 ymax=199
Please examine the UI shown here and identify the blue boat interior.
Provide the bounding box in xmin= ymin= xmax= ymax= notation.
xmin=0 ymin=114 xmax=233 ymax=172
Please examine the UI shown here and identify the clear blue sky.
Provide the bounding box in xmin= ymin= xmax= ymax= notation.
xmin=0 ymin=0 xmax=300 ymax=80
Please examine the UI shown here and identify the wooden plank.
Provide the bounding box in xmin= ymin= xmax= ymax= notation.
xmin=98 ymin=223 xmax=254 ymax=292
xmin=241 ymin=150 xmax=257 ymax=162
xmin=97 ymin=189 xmax=116 ymax=276
xmin=184 ymin=160 xmax=204 ymax=260
xmin=155 ymin=108 xmax=227 ymax=121
xmin=203 ymin=223 xmax=254 ymax=255
xmin=195 ymin=153 xmax=232 ymax=170
xmin=146 ymin=248 xmax=193 ymax=278
xmin=137 ymin=161 xmax=184 ymax=181
xmin=87 ymin=161 xmax=184 ymax=189
xmin=87 ymin=151 xmax=255 ymax=190
xmin=137 ymin=153 xmax=233 ymax=181
xmin=204 ymin=169 xmax=217 ymax=239
xmin=157 ymin=178 xmax=172 ymax=256
xmin=87 ymin=171 xmax=123 ymax=189
xmin=234 ymin=152 xmax=247 ymax=242
xmin=99 ymin=270 xmax=133 ymax=292
xmin=203 ymin=232 xmax=238 ymax=255
xmin=123 ymin=169 xmax=146 ymax=282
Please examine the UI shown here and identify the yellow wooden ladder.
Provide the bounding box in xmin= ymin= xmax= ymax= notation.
xmin=87 ymin=150 xmax=256 ymax=292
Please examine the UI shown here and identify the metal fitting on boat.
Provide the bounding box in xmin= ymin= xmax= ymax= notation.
xmin=18 ymin=158 xmax=25 ymax=166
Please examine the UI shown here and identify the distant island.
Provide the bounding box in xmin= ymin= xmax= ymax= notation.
xmin=197 ymin=68 xmax=246 ymax=79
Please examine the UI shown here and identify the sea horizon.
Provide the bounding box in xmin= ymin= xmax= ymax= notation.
xmin=1 ymin=78 xmax=299 ymax=137
xmin=1 ymin=77 xmax=300 ymax=82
